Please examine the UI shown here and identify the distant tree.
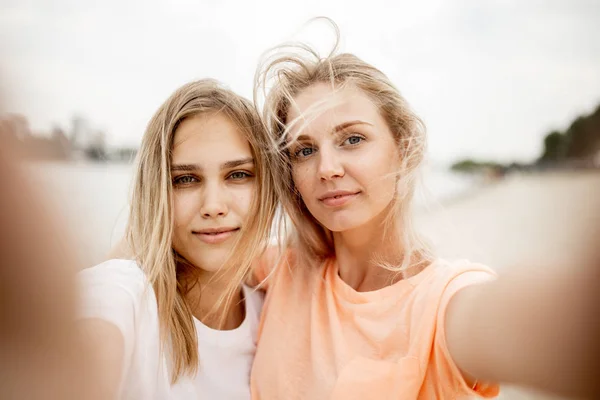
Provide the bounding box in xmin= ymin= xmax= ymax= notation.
xmin=539 ymin=131 xmax=568 ymax=163
xmin=565 ymin=108 xmax=600 ymax=159
xmin=538 ymin=103 xmax=600 ymax=164
xmin=451 ymin=159 xmax=504 ymax=174
xmin=451 ymin=159 xmax=478 ymax=172
xmin=452 ymin=102 xmax=600 ymax=172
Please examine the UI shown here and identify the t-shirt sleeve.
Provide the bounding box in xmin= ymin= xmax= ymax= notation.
xmin=433 ymin=264 xmax=500 ymax=398
xmin=77 ymin=259 xmax=147 ymax=364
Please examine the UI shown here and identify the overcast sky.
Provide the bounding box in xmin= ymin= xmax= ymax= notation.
xmin=1 ymin=0 xmax=599 ymax=163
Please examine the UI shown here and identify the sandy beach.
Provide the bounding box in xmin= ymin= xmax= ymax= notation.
xmin=417 ymin=171 xmax=600 ymax=400
xmin=417 ymin=171 xmax=600 ymax=269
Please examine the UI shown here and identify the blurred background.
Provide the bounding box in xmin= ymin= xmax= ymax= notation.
xmin=1 ymin=1 xmax=599 ymax=398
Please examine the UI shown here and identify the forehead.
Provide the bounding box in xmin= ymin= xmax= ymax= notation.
xmin=171 ymin=113 xmax=251 ymax=164
xmin=286 ymin=83 xmax=383 ymax=134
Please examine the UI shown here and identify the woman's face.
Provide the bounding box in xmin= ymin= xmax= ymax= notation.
xmin=170 ymin=112 xmax=255 ymax=272
xmin=287 ymin=83 xmax=401 ymax=233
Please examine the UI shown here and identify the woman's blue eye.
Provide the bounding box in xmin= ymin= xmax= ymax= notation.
xmin=345 ymin=136 xmax=363 ymax=145
xmin=296 ymin=147 xmax=314 ymax=158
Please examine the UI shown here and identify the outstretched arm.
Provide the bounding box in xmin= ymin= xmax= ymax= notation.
xmin=446 ymin=252 xmax=600 ymax=398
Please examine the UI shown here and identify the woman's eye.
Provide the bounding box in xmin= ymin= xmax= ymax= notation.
xmin=174 ymin=175 xmax=197 ymax=185
xmin=295 ymin=147 xmax=315 ymax=158
xmin=228 ymin=171 xmax=251 ymax=180
xmin=344 ymin=135 xmax=363 ymax=146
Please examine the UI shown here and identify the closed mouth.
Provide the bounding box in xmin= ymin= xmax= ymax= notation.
xmin=193 ymin=227 xmax=240 ymax=235
xmin=319 ymin=191 xmax=361 ymax=201
xmin=318 ymin=191 xmax=361 ymax=207
xmin=192 ymin=227 xmax=240 ymax=244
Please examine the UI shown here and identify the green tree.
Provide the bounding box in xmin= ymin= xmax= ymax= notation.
xmin=539 ymin=131 xmax=567 ymax=162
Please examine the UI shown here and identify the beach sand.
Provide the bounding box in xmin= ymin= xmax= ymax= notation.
xmin=417 ymin=171 xmax=600 ymax=400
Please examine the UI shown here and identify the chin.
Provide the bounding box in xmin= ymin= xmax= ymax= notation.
xmin=322 ymin=212 xmax=374 ymax=233
xmin=322 ymin=219 xmax=362 ymax=233
xmin=186 ymin=253 xmax=231 ymax=274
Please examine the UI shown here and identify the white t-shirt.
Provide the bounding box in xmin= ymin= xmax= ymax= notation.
xmin=78 ymin=259 xmax=263 ymax=400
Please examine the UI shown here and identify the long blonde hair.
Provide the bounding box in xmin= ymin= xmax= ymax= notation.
xmin=126 ymin=79 xmax=277 ymax=382
xmin=255 ymin=19 xmax=432 ymax=272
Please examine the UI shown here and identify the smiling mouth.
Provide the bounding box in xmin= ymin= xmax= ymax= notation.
xmin=319 ymin=192 xmax=361 ymax=207
xmin=193 ymin=228 xmax=240 ymax=244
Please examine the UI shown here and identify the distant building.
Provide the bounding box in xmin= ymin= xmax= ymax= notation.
xmin=24 ymin=128 xmax=72 ymax=160
xmin=84 ymin=129 xmax=108 ymax=161
xmin=1 ymin=114 xmax=72 ymax=161
xmin=2 ymin=114 xmax=28 ymax=140
xmin=70 ymin=115 xmax=91 ymax=149
xmin=2 ymin=113 xmax=137 ymax=163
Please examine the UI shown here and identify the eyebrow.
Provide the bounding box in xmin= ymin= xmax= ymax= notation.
xmin=295 ymin=120 xmax=373 ymax=142
xmin=222 ymin=157 xmax=254 ymax=169
xmin=333 ymin=120 xmax=373 ymax=133
xmin=171 ymin=157 xmax=254 ymax=172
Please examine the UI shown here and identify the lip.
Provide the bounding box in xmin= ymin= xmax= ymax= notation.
xmin=193 ymin=227 xmax=240 ymax=244
xmin=318 ymin=190 xmax=361 ymax=207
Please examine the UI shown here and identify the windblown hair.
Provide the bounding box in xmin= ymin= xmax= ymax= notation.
xmin=255 ymin=18 xmax=432 ymax=273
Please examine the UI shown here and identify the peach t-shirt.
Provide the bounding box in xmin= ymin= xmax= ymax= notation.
xmin=251 ymin=251 xmax=500 ymax=399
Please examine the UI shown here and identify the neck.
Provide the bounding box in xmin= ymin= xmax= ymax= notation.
xmin=333 ymin=209 xmax=404 ymax=292
xmin=183 ymin=267 xmax=245 ymax=330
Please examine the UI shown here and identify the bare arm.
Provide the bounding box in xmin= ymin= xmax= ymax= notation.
xmin=446 ymin=257 xmax=600 ymax=398
xmin=78 ymin=320 xmax=125 ymax=400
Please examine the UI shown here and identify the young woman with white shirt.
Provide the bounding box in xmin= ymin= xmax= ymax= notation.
xmin=77 ymin=79 xmax=277 ymax=399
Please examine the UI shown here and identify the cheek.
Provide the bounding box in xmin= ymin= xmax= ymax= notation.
xmin=353 ymin=154 xmax=398 ymax=200
xmin=357 ymin=143 xmax=399 ymax=179
xmin=230 ymin=184 xmax=255 ymax=219
xmin=291 ymin=163 xmax=314 ymax=198
xmin=172 ymin=192 xmax=198 ymax=230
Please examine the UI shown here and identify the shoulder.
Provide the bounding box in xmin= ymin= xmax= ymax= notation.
xmin=250 ymin=245 xmax=299 ymax=289
xmin=419 ymin=259 xmax=501 ymax=398
xmin=415 ymin=258 xmax=497 ymax=328
xmin=80 ymin=259 xmax=146 ymax=283
xmin=78 ymin=259 xmax=150 ymax=300
xmin=423 ymin=259 xmax=496 ymax=290
xmin=77 ymin=259 xmax=157 ymax=339
xmin=408 ymin=259 xmax=496 ymax=313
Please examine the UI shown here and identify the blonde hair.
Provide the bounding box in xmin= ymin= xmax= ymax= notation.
xmin=255 ymin=19 xmax=432 ymax=273
xmin=126 ymin=79 xmax=277 ymax=382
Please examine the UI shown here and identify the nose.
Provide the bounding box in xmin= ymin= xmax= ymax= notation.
xmin=200 ymin=182 xmax=229 ymax=218
xmin=317 ymin=147 xmax=344 ymax=181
